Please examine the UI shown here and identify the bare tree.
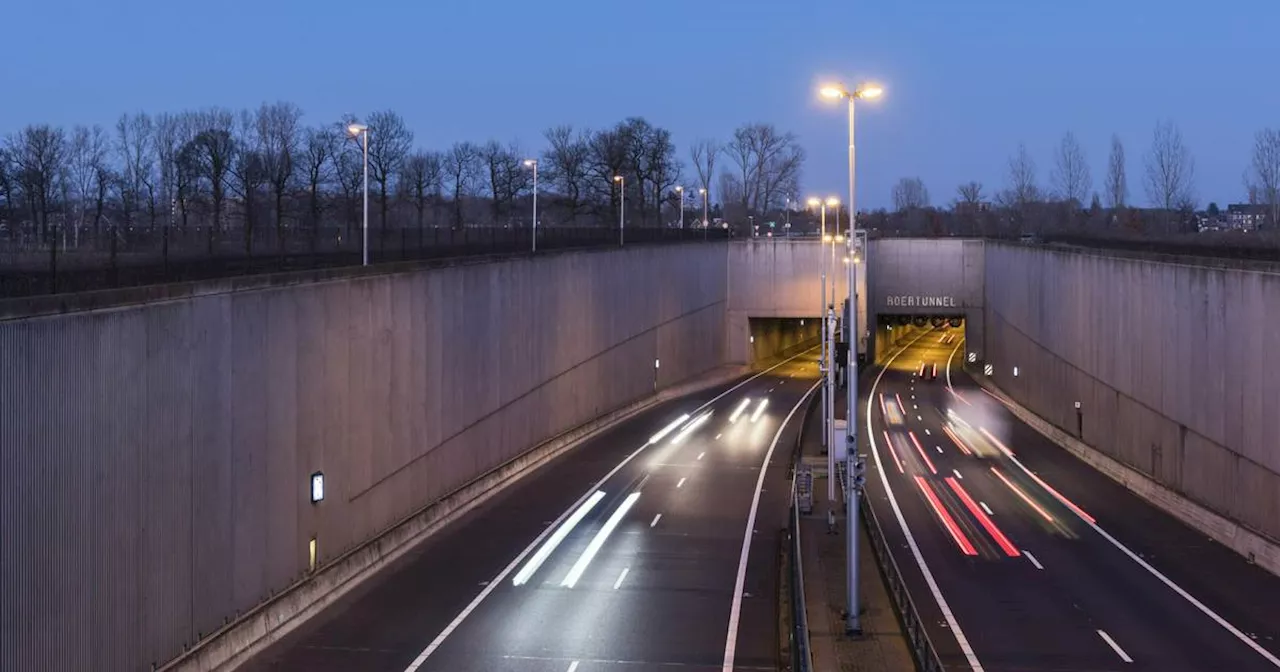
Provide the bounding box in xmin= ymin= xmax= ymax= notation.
xmin=723 ymin=123 xmax=805 ymax=216
xmin=6 ymin=125 xmax=67 ymax=237
xmin=301 ymin=125 xmax=337 ymax=236
xmin=1246 ymin=128 xmax=1279 ymax=228
xmin=587 ymin=127 xmax=629 ymax=216
xmin=185 ymin=109 xmax=236 ymax=233
xmin=0 ymin=146 xmax=14 ymax=227
xmin=155 ymin=112 xmax=195 ymax=229
xmin=1144 ymin=120 xmax=1196 ymax=212
xmin=230 ymin=109 xmax=267 ymax=249
xmin=444 ymin=141 xmax=482 ymax=228
xmin=1105 ymin=134 xmax=1127 ymax=209
xmin=333 ymin=125 xmax=365 ymax=237
xmin=956 ymin=181 xmax=983 ymax=206
xmin=116 ymin=112 xmax=157 ymax=227
xmin=257 ymin=101 xmax=302 ymax=236
xmin=690 ymin=139 xmax=719 ymax=214
xmin=366 ymin=110 xmax=413 ymax=239
xmin=481 ymin=140 xmax=530 ymax=224
xmin=1002 ymin=143 xmax=1040 ymax=208
xmin=892 ymin=177 xmax=929 ymax=211
xmin=1051 ymin=131 xmax=1091 ymax=205
xmin=400 ymin=150 xmax=443 ymax=231
xmin=66 ymin=125 xmax=110 ymax=237
xmin=543 ymin=125 xmax=591 ymax=223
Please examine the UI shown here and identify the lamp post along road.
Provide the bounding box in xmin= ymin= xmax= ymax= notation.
xmin=821 ymin=79 xmax=882 ymax=636
xmin=700 ymin=188 xmax=708 ymax=240
xmin=614 ymin=175 xmax=625 ymax=246
xmin=675 ymin=185 xmax=684 ymax=230
xmin=525 ymin=159 xmax=538 ymax=252
xmin=347 ymin=123 xmax=370 ymax=266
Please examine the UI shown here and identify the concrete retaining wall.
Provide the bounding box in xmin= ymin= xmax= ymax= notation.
xmin=866 ymin=238 xmax=985 ymax=363
xmin=0 ymin=244 xmax=728 ymax=671
xmin=983 ymin=243 xmax=1280 ymax=545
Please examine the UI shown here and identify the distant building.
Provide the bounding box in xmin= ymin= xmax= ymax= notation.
xmin=1226 ymin=203 xmax=1268 ymax=230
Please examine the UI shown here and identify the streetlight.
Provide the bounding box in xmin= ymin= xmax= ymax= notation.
xmin=699 ymin=188 xmax=708 ymax=240
xmin=822 ymin=196 xmax=840 ymax=503
xmin=820 ymin=78 xmax=882 ymax=637
xmin=674 ymin=185 xmax=684 ymax=230
xmin=524 ymin=159 xmax=538 ymax=252
xmin=807 ymin=196 xmax=833 ymax=487
xmin=614 ymin=175 xmax=625 ymax=246
xmin=347 ymin=122 xmax=370 ymax=266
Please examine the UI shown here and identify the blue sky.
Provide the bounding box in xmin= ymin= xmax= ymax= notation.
xmin=3 ymin=0 xmax=1277 ymax=209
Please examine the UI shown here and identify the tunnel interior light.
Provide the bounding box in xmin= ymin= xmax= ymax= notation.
xmin=310 ymin=471 xmax=325 ymax=503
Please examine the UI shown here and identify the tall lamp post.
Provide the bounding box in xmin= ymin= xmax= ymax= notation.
xmin=613 ymin=175 xmax=625 ymax=246
xmin=820 ymin=79 xmax=883 ymax=637
xmin=675 ymin=185 xmax=684 ymax=230
xmin=524 ymin=159 xmax=538 ymax=252
xmin=347 ymin=122 xmax=370 ymax=266
xmin=807 ymin=195 xmax=838 ymax=502
xmin=699 ymin=187 xmax=709 ymax=240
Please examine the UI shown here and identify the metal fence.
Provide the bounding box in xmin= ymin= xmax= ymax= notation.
xmin=0 ymin=224 xmax=729 ymax=298
xmin=860 ymin=481 xmax=947 ymax=671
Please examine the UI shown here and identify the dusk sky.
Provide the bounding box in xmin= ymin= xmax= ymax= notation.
xmin=4 ymin=0 xmax=1277 ymax=210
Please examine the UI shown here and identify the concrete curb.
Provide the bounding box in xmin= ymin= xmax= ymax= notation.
xmin=971 ymin=373 xmax=1280 ymax=578
xmin=161 ymin=365 xmax=749 ymax=672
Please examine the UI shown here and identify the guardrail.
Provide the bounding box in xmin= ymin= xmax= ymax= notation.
xmin=784 ymin=386 xmax=821 ymax=672
xmin=860 ymin=470 xmax=947 ymax=671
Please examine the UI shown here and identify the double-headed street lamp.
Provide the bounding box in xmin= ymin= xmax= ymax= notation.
xmin=613 ymin=175 xmax=625 ymax=246
xmin=807 ymin=195 xmax=840 ymax=505
xmin=820 ymin=79 xmax=883 ymax=637
xmin=524 ymin=159 xmax=538 ymax=252
xmin=346 ymin=122 xmax=370 ymax=266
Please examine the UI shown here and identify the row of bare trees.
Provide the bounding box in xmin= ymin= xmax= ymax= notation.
xmin=886 ymin=123 xmax=1279 ymax=235
xmin=0 ymin=105 xmax=807 ymax=247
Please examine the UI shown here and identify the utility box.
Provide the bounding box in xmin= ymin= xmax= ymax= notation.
xmin=797 ymin=463 xmax=814 ymax=514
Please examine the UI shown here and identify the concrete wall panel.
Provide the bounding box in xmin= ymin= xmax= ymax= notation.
xmin=984 ymin=244 xmax=1280 ymax=544
xmin=0 ymin=243 xmax=728 ymax=669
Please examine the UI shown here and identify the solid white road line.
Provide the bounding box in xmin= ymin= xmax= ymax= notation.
xmin=867 ymin=331 xmax=985 ymax=672
xmin=722 ymin=381 xmax=819 ymax=672
xmin=1097 ymin=630 xmax=1133 ymax=663
xmin=403 ymin=348 xmax=819 ymax=671
xmin=698 ymin=452 xmax=706 ymax=461
xmin=613 ymin=567 xmax=630 ymax=590
xmin=980 ymin=502 xmax=994 ymax=516
xmin=676 ymin=477 xmax=687 ymax=489
xmin=567 ymin=661 xmax=581 ymax=672
xmin=1024 ymin=551 xmax=1044 ymax=570
xmin=650 ymin=513 xmax=662 ymax=528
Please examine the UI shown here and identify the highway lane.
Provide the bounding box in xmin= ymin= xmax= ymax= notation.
xmin=243 ymin=352 xmax=819 ymax=672
xmin=864 ymin=327 xmax=1280 ymax=671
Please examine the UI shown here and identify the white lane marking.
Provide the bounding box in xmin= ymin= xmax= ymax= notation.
xmin=924 ymin=428 xmax=931 ymax=436
xmin=916 ymin=415 xmax=923 ymax=421
xmin=936 ymin=446 xmax=944 ymax=454
xmin=946 ymin=336 xmax=964 ymax=391
xmin=403 ymin=349 xmax=817 ymax=670
xmin=567 ymin=661 xmax=580 ymax=672
xmin=613 ymin=567 xmax=630 ymax=590
xmin=952 ymin=469 xmax=963 ymax=479
xmin=867 ymin=332 xmax=985 ymax=672
xmin=996 ymin=447 xmax=1280 ymax=667
xmin=980 ymin=502 xmax=994 ymax=516
xmin=676 ymin=477 xmax=687 ymax=489
xmin=650 ymin=513 xmax=662 ymax=528
xmin=715 ymin=433 xmax=722 ymax=440
xmin=697 ymin=452 xmax=706 ymax=461
xmin=914 ymin=404 xmax=919 ymax=410
xmin=1097 ymin=630 xmax=1133 ymax=663
xmin=1024 ymin=551 xmax=1044 ymax=570
xmin=512 ymin=491 xmax=607 ymax=585
xmin=723 ymin=381 xmax=820 ymax=672
xmin=972 ymin=359 xmax=1280 ymax=668
xmin=562 ymin=491 xmax=641 ymax=588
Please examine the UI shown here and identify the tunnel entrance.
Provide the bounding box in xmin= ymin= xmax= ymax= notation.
xmin=872 ymin=314 xmax=970 ymax=367
xmin=747 ymin=317 xmax=820 ymax=367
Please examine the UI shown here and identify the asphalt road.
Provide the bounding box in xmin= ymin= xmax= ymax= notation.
xmin=864 ymin=327 xmax=1280 ymax=671
xmin=243 ymin=353 xmax=820 ymax=672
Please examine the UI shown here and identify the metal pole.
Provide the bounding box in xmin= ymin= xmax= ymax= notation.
xmin=702 ymin=190 xmax=708 ymax=240
xmin=820 ymin=205 xmax=831 ymax=501
xmin=846 ymin=96 xmax=862 ymax=636
xmin=619 ymin=177 xmax=625 ymax=246
xmin=532 ymin=161 xmax=538 ymax=253
xmin=679 ymin=189 xmax=684 ymax=230
xmin=361 ymin=129 xmax=369 ymax=266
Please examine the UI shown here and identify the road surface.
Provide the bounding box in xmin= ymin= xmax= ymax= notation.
xmin=244 ymin=353 xmax=819 ymax=672
xmin=864 ymin=327 xmax=1280 ymax=671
